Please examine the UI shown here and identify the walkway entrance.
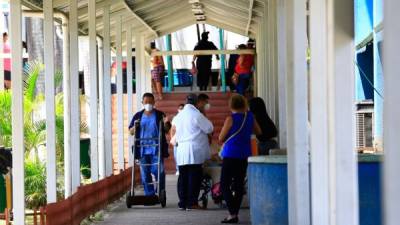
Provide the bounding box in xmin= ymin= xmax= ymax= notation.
xmin=97 ymin=175 xmax=251 ymax=225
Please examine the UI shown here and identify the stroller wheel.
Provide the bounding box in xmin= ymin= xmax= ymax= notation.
xmin=159 ymin=190 xmax=167 ymax=208
xmin=126 ymin=190 xmax=134 ymax=208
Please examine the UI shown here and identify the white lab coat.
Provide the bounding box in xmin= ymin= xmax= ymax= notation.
xmin=172 ymin=104 xmax=214 ymax=166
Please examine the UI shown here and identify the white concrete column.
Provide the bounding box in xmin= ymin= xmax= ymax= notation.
xmin=43 ymin=0 xmax=57 ymax=203
xmin=88 ymin=0 xmax=99 ymax=182
xmin=256 ymin=2 xmax=268 ymax=102
xmin=383 ymin=1 xmax=400 ymax=225
xmin=126 ymin=26 xmax=133 ymax=166
xmin=102 ymin=6 xmax=113 ymax=176
xmin=310 ymin=1 xmax=358 ymax=224
xmin=276 ymin=0 xmax=287 ymax=148
xmin=69 ymin=0 xmax=81 ymax=193
xmin=330 ymin=1 xmax=358 ymax=224
xmin=63 ymin=14 xmax=72 ymax=197
xmin=97 ymin=36 xmax=106 ymax=179
xmin=116 ymin=16 xmax=124 ymax=171
xmin=309 ymin=0 xmax=330 ymax=223
xmin=267 ymin=0 xmax=276 ymax=121
xmin=135 ymin=34 xmax=145 ymax=110
xmin=256 ymin=22 xmax=265 ymax=100
xmin=10 ymin=0 xmax=25 ymax=223
xmin=285 ymin=0 xmax=311 ymax=225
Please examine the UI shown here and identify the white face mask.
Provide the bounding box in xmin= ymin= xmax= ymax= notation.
xmin=204 ymin=103 xmax=211 ymax=111
xmin=144 ymin=104 xmax=154 ymax=112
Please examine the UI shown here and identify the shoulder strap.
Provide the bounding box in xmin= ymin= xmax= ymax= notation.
xmin=224 ymin=112 xmax=247 ymax=145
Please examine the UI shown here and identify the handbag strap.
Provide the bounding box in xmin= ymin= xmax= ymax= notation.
xmin=224 ymin=112 xmax=247 ymax=146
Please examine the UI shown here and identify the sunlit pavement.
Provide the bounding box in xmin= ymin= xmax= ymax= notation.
xmin=94 ymin=175 xmax=251 ymax=225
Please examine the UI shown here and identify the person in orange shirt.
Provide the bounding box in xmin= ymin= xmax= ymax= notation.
xmin=233 ymin=44 xmax=254 ymax=96
xmin=150 ymin=43 xmax=165 ymax=100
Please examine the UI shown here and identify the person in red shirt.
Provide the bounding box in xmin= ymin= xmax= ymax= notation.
xmin=233 ymin=44 xmax=254 ymax=95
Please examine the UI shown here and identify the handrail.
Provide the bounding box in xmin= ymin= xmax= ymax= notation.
xmin=0 ymin=168 xmax=133 ymax=225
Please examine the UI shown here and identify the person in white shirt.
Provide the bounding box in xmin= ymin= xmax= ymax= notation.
xmin=171 ymin=94 xmax=214 ymax=210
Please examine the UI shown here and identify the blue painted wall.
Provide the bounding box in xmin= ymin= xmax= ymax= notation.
xmin=355 ymin=0 xmax=373 ymax=45
xmin=356 ymin=43 xmax=374 ymax=100
xmin=354 ymin=0 xmax=384 ymax=149
xmin=248 ymin=163 xmax=288 ymax=225
xmin=373 ymin=34 xmax=384 ymax=148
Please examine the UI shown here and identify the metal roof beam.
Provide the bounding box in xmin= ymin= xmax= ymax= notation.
xmin=154 ymin=17 xmax=196 ymax=32
xmin=129 ymin=0 xmax=167 ymax=12
xmin=80 ymin=8 xmax=132 ymax=30
xmin=206 ymin=19 xmax=249 ymax=37
xmin=122 ymin=0 xmax=158 ymax=37
xmin=142 ymin=3 xmax=189 ymax=22
xmin=202 ymin=0 xmax=249 ymax=18
xmin=148 ymin=11 xmax=193 ymax=28
xmin=246 ymin=0 xmax=255 ymax=35
xmin=77 ymin=0 xmax=125 ymax=21
xmin=156 ymin=20 xmax=197 ymax=37
xmin=205 ymin=11 xmax=250 ymax=29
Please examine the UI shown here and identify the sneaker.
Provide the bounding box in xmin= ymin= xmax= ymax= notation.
xmin=175 ymin=171 xmax=179 ymax=176
xmin=178 ymin=207 xmax=185 ymax=211
xmin=187 ymin=204 xmax=202 ymax=210
xmin=221 ymin=217 xmax=239 ymax=224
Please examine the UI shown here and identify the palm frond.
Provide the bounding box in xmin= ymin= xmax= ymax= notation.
xmin=54 ymin=70 xmax=63 ymax=89
xmin=24 ymin=61 xmax=44 ymax=102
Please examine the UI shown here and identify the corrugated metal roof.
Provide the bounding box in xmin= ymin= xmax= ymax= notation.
xmin=23 ymin=0 xmax=265 ymax=47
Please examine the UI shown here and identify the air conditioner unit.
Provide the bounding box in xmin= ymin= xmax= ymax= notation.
xmin=355 ymin=101 xmax=374 ymax=152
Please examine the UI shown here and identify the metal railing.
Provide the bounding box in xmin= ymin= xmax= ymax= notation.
xmin=1 ymin=168 xmax=132 ymax=225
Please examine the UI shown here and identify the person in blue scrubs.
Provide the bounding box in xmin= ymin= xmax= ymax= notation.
xmin=129 ymin=93 xmax=169 ymax=196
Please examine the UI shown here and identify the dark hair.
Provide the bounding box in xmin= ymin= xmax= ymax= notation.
xmin=142 ymin=92 xmax=155 ymax=100
xmin=249 ymin=97 xmax=277 ymax=141
xmin=3 ymin=32 xmax=7 ymax=37
xmin=150 ymin=42 xmax=156 ymax=49
xmin=198 ymin=93 xmax=209 ymax=102
xmin=238 ymin=44 xmax=247 ymax=49
xmin=178 ymin=104 xmax=185 ymax=108
xmin=229 ymin=94 xmax=247 ymax=111
xmin=164 ymin=121 xmax=172 ymax=133
xmin=186 ymin=94 xmax=198 ymax=105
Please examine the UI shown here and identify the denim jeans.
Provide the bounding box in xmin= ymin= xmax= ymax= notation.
xmin=235 ymin=73 xmax=251 ymax=95
xmin=140 ymin=154 xmax=165 ymax=196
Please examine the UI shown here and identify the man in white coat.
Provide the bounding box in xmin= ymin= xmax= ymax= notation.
xmin=171 ymin=94 xmax=214 ymax=210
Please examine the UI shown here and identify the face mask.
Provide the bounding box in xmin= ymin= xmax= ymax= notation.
xmin=144 ymin=104 xmax=154 ymax=112
xmin=204 ymin=103 xmax=211 ymax=111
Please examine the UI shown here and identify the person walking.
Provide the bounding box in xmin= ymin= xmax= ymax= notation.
xmin=193 ymin=31 xmax=219 ymax=91
xmin=171 ymin=94 xmax=213 ymax=210
xmin=218 ymin=94 xmax=261 ymax=223
xmin=249 ymin=97 xmax=278 ymax=155
xmin=3 ymin=32 xmax=11 ymax=89
xmin=150 ymin=43 xmax=165 ymax=100
xmin=128 ymin=93 xmax=169 ymax=196
xmin=171 ymin=103 xmax=185 ymax=175
xmin=233 ymin=44 xmax=254 ymax=96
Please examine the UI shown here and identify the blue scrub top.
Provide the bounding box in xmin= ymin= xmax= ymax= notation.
xmin=140 ymin=112 xmax=159 ymax=156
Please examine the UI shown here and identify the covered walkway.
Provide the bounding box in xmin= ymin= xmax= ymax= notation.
xmin=1 ymin=0 xmax=400 ymax=225
xmin=96 ymin=175 xmax=250 ymax=225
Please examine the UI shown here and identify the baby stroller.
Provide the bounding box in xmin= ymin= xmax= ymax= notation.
xmin=198 ymin=174 xmax=212 ymax=209
xmin=126 ymin=120 xmax=167 ymax=208
xmin=198 ymin=164 xmax=248 ymax=209
xmin=198 ymin=161 xmax=223 ymax=209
